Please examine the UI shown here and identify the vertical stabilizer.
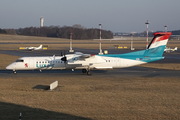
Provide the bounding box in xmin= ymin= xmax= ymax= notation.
xmin=144 ymin=32 xmax=172 ymax=56
xmin=38 ymin=45 xmax=43 ymax=48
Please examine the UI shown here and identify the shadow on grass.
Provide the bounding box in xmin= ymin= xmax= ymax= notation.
xmin=32 ymin=85 xmax=50 ymax=90
xmin=0 ymin=101 xmax=92 ymax=120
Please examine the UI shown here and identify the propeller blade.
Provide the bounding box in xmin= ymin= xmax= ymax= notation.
xmin=60 ymin=50 xmax=67 ymax=64
xmin=61 ymin=56 xmax=67 ymax=62
xmin=61 ymin=51 xmax=63 ymax=56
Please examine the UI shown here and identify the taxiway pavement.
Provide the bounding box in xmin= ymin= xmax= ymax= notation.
xmin=0 ymin=67 xmax=180 ymax=78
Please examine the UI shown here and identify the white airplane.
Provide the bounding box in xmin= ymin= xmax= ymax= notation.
xmin=6 ymin=32 xmax=172 ymax=75
xmin=164 ymin=47 xmax=177 ymax=53
xmin=19 ymin=45 xmax=43 ymax=51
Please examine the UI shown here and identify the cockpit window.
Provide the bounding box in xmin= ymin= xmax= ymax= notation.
xmin=15 ymin=59 xmax=24 ymax=62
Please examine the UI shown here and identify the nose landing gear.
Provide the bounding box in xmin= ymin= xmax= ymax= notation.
xmin=13 ymin=70 xmax=17 ymax=74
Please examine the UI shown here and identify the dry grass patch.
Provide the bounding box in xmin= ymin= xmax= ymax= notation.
xmin=0 ymin=53 xmax=20 ymax=69
xmin=0 ymin=76 xmax=180 ymax=119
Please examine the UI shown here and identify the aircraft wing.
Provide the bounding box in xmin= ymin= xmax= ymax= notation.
xmin=67 ymin=52 xmax=113 ymax=69
xmin=74 ymin=52 xmax=93 ymax=59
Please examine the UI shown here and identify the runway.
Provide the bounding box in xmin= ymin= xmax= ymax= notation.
xmin=0 ymin=48 xmax=180 ymax=78
xmin=1 ymin=66 xmax=180 ymax=78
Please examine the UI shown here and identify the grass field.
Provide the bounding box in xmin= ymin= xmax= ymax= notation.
xmin=1 ymin=76 xmax=180 ymax=120
xmin=0 ymin=34 xmax=180 ymax=120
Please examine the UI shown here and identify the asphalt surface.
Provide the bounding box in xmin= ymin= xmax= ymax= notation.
xmin=0 ymin=48 xmax=180 ymax=77
xmin=1 ymin=67 xmax=180 ymax=78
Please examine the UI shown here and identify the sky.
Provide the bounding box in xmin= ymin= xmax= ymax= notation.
xmin=0 ymin=0 xmax=180 ymax=33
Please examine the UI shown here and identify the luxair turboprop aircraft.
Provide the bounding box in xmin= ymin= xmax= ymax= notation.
xmin=6 ymin=32 xmax=171 ymax=75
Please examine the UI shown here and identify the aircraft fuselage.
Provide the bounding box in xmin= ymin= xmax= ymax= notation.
xmin=6 ymin=54 xmax=150 ymax=71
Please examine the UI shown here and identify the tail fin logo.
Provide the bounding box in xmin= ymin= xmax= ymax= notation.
xmin=144 ymin=32 xmax=171 ymax=57
xmin=148 ymin=32 xmax=171 ymax=49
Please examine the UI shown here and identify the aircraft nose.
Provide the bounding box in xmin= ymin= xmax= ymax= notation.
xmin=6 ymin=64 xmax=13 ymax=70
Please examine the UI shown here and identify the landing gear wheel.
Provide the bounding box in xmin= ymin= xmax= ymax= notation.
xmin=13 ymin=71 xmax=17 ymax=74
xmin=87 ymin=71 xmax=92 ymax=76
xmin=82 ymin=69 xmax=87 ymax=73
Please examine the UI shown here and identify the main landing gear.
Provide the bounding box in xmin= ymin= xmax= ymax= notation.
xmin=82 ymin=69 xmax=92 ymax=76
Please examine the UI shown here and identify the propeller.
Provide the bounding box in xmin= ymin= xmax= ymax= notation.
xmin=61 ymin=51 xmax=67 ymax=63
xmin=61 ymin=51 xmax=63 ymax=56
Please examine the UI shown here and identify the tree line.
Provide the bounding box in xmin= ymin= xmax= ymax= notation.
xmin=0 ymin=28 xmax=6 ymax=34
xmin=0 ymin=25 xmax=113 ymax=40
xmin=171 ymin=30 xmax=180 ymax=35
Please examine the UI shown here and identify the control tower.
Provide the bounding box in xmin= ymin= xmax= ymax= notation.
xmin=40 ymin=17 xmax=44 ymax=27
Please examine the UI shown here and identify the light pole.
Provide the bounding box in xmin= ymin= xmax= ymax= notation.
xmin=164 ymin=25 xmax=167 ymax=32
xmin=99 ymin=23 xmax=103 ymax=55
xmin=145 ymin=20 xmax=149 ymax=49
xmin=69 ymin=32 xmax=74 ymax=52
xmin=131 ymin=33 xmax=135 ymax=50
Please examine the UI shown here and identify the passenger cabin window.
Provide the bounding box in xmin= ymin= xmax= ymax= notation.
xmin=15 ymin=59 xmax=24 ymax=62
